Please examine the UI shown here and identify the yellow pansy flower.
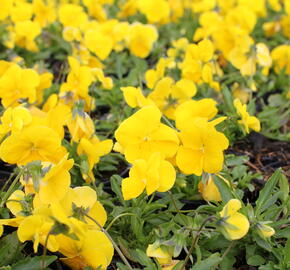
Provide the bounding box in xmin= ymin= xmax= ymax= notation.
xmin=0 ymin=106 xmax=32 ymax=137
xmin=0 ymin=64 xmax=40 ymax=107
xmin=219 ymin=199 xmax=250 ymax=240
xmin=198 ymin=176 xmax=222 ymax=202
xmin=115 ymin=105 xmax=179 ymax=163
xmin=234 ymin=99 xmax=260 ymax=133
xmin=0 ymin=125 xmax=66 ymax=165
xmin=174 ymin=98 xmax=218 ymax=131
xmin=77 ymin=136 xmax=113 ymax=182
xmin=257 ymin=223 xmax=275 ymax=238
xmin=121 ymin=86 xmax=154 ymax=108
xmin=176 ymin=117 xmax=228 ymax=176
xmin=138 ymin=0 xmax=170 ymax=24
xmin=126 ymin=23 xmax=158 ymax=58
xmin=122 ymin=152 xmax=176 ymax=200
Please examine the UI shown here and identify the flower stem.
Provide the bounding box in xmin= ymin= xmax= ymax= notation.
xmin=180 ymin=216 xmax=215 ymax=270
xmin=0 ymin=171 xmax=22 ymax=208
xmin=82 ymin=211 xmax=133 ymax=270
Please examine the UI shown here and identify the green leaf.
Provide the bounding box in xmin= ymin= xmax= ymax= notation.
xmin=191 ymin=253 xmax=222 ymax=270
xmin=110 ymin=174 xmax=125 ymax=204
xmin=255 ymin=169 xmax=282 ymax=215
xmin=284 ymin=238 xmax=290 ymax=265
xmin=0 ymin=232 xmax=24 ymax=267
xmin=279 ymin=173 xmax=289 ymax=202
xmin=247 ymin=255 xmax=266 ymax=266
xmin=11 ymin=256 xmax=57 ymax=270
xmin=213 ymin=176 xmax=233 ymax=203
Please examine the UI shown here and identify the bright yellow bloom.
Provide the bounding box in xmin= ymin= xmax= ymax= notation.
xmin=126 ymin=23 xmax=158 ymax=58
xmin=17 ymin=206 xmax=59 ymax=253
xmin=0 ymin=64 xmax=40 ymax=107
xmin=198 ymin=176 xmax=222 ymax=202
xmin=37 ymin=156 xmax=74 ymax=204
xmin=176 ymin=117 xmax=228 ymax=176
xmin=257 ymin=223 xmax=275 ymax=238
xmin=58 ymin=4 xmax=87 ymax=28
xmin=145 ymin=58 xmax=168 ymax=89
xmin=175 ymin=99 xmax=218 ymax=131
xmin=77 ymin=136 xmax=113 ymax=182
xmin=6 ymin=190 xmax=26 ymax=216
xmin=57 ymin=228 xmax=113 ymax=270
xmin=234 ymin=99 xmax=260 ymax=133
xmin=148 ymin=77 xmax=197 ymax=119
xmin=219 ymin=199 xmax=250 ymax=240
xmin=11 ymin=2 xmax=33 ymax=22
xmin=33 ymin=0 xmax=56 ymax=27
xmin=0 ymin=125 xmax=66 ymax=165
xmin=271 ymin=45 xmax=290 ymax=74
xmin=138 ymin=0 xmax=170 ymax=24
xmin=67 ymin=112 xmax=95 ymax=142
xmin=122 ymin=152 xmax=176 ymax=200
xmin=0 ymin=106 xmax=32 ymax=136
xmin=60 ymin=57 xmax=94 ymax=103
xmin=121 ymin=86 xmax=154 ymax=108
xmin=84 ymin=29 xmax=114 ymax=60
xmin=115 ymin=105 xmax=179 ymax=162
xmin=14 ymin=20 xmax=41 ymax=52
xmin=0 ymin=0 xmax=13 ymax=20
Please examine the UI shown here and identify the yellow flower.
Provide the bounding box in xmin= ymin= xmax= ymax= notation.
xmin=138 ymin=0 xmax=170 ymax=24
xmin=53 ymin=186 xmax=107 ymax=229
xmin=148 ymin=77 xmax=197 ymax=119
xmin=14 ymin=20 xmax=41 ymax=52
xmin=0 ymin=106 xmax=32 ymax=137
xmin=147 ymin=244 xmax=172 ymax=265
xmin=234 ymin=99 xmax=261 ymax=133
xmin=0 ymin=125 xmax=66 ymax=165
xmin=271 ymin=45 xmax=290 ymax=74
xmin=57 ymin=228 xmax=113 ymax=270
xmin=92 ymin=68 xmax=113 ymax=90
xmin=122 ymin=152 xmax=176 ymax=200
xmin=11 ymin=1 xmax=33 ymax=22
xmin=33 ymin=0 xmax=56 ymax=27
xmin=127 ymin=23 xmax=158 ymax=58
xmin=60 ymin=57 xmax=94 ymax=102
xmin=17 ymin=206 xmax=59 ymax=253
xmin=198 ymin=176 xmax=222 ymax=202
xmin=6 ymin=190 xmax=26 ymax=216
xmin=175 ymin=98 xmax=218 ymax=131
xmin=37 ymin=156 xmax=74 ymax=204
xmin=115 ymin=105 xmax=179 ymax=163
xmin=0 ymin=64 xmax=40 ymax=107
xmin=0 ymin=0 xmax=13 ymax=20
xmin=58 ymin=4 xmax=87 ymax=28
xmin=257 ymin=223 xmax=275 ymax=238
xmin=219 ymin=199 xmax=250 ymax=240
xmin=84 ymin=28 xmax=114 ymax=60
xmin=145 ymin=58 xmax=168 ymax=89
xmin=121 ymin=86 xmax=153 ymax=108
xmin=176 ymin=117 xmax=228 ymax=176
xmin=77 ymin=136 xmax=113 ymax=182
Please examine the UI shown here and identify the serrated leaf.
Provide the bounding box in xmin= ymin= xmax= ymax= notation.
xmin=191 ymin=253 xmax=222 ymax=270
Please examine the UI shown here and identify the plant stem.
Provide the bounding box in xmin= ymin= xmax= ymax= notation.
xmin=82 ymin=211 xmax=133 ymax=270
xmin=180 ymin=216 xmax=215 ymax=270
xmin=213 ymin=241 xmax=235 ymax=270
xmin=106 ymin=213 xmax=136 ymax=231
xmin=41 ymin=230 xmax=53 ymax=270
xmin=168 ymin=191 xmax=188 ymax=226
xmin=0 ymin=171 xmax=22 ymax=208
